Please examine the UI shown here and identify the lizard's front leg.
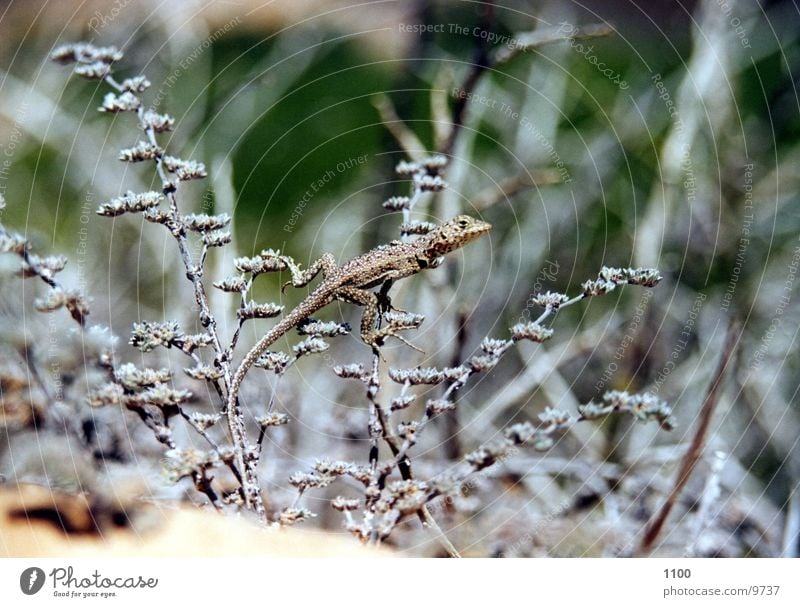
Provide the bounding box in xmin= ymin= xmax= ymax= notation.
xmin=280 ymin=252 xmax=336 ymax=292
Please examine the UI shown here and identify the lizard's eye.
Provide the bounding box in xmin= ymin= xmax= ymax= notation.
xmin=457 ymin=217 xmax=470 ymax=228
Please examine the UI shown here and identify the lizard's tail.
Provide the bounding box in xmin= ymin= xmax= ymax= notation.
xmin=226 ymin=295 xmax=324 ymax=412
xmin=224 ymin=291 xmax=330 ymax=507
xmin=223 ymin=316 xmax=298 ymax=512
xmin=227 ymin=317 xmax=289 ymax=412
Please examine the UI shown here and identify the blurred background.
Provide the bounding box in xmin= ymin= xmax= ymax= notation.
xmin=1 ymin=0 xmax=799 ymax=556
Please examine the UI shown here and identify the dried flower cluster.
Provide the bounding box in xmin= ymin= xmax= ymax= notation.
xmin=0 ymin=40 xmax=676 ymax=557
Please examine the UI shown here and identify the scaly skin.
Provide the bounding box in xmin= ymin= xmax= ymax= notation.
xmin=226 ymin=215 xmax=492 ymax=411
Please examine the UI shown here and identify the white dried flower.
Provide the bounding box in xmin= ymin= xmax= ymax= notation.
xmin=289 ymin=472 xmax=334 ymax=491
xmin=426 ymin=399 xmax=456 ymax=416
xmin=33 ymin=255 xmax=68 ymax=278
xmin=384 ymin=311 xmax=424 ymax=330
xmin=510 ymin=322 xmax=554 ymax=343
xmin=602 ymin=390 xmax=632 ymax=408
xmin=163 ymin=448 xmax=220 ymax=482
xmin=254 ymin=351 xmax=291 ymax=373
xmin=162 ymin=155 xmax=207 ymax=180
xmin=625 ymin=267 xmax=662 ymax=287
xmin=255 ymin=412 xmax=290 ymax=428
xmin=577 ymin=401 xmax=611 ymax=420
xmin=504 ymin=422 xmax=536 ymax=444
xmin=189 ymin=412 xmax=221 ymax=431
xmin=468 ymin=354 xmax=499 ymax=372
xmin=314 ymin=460 xmax=352 ymax=476
xmin=234 ymin=254 xmax=286 ymax=274
xmin=333 ymin=364 xmax=367 ymax=379
xmin=292 ymin=336 xmax=329 ymax=357
xmin=395 ymin=160 xmax=420 ymax=176
xmin=400 ymin=220 xmax=437 ymax=236
xmin=382 ymin=196 xmax=411 ymax=211
xmin=87 ymin=383 xmax=125 ymax=408
xmin=421 ymin=154 xmax=448 ymax=172
xmin=417 ymin=174 xmax=447 ymax=192
xmin=628 ymin=393 xmax=675 ymax=429
xmin=129 ymin=320 xmax=182 ymax=351
xmin=182 ymin=213 xmax=231 ymax=232
xmin=0 ymin=231 xmax=28 ymax=254
xmin=120 ymin=75 xmax=151 ymax=93
xmin=97 ymin=191 xmax=162 ymax=217
xmin=481 ymin=337 xmax=510 ymax=355
xmin=74 ymin=61 xmax=111 ymax=79
xmin=533 ymin=291 xmax=570 ymax=308
xmin=33 ymin=287 xmax=68 ymax=312
xmin=201 ymin=230 xmax=231 ymax=247
xmin=51 ymin=43 xmax=122 ymax=65
xmin=390 ymin=395 xmax=415 ymax=411
xmin=50 ymin=44 xmax=82 ymax=64
xmin=397 ymin=420 xmax=419 ymax=441
xmin=118 ymin=141 xmax=161 ymax=162
xmin=388 ymin=367 xmax=445 ymax=385
xmin=87 ymin=45 xmax=123 ymax=63
xmin=466 ymin=442 xmax=507 ymax=471
xmin=581 ymin=278 xmax=616 ymax=296
xmin=331 ymin=496 xmax=360 ymax=512
xmin=532 ymin=436 xmax=555 ymax=451
xmin=142 ymin=111 xmax=175 ymax=133
xmin=184 ymin=364 xmax=223 ymax=381
xmin=237 ymin=302 xmax=284 ymax=320
xmin=278 ymin=507 xmax=316 ymax=526
xmin=143 ymin=208 xmax=172 ymax=226
xmin=115 ymin=363 xmax=172 ymax=390
xmin=212 ymin=276 xmax=248 ymax=292
xmin=538 ymin=406 xmax=572 ymax=427
xmin=297 ymin=319 xmax=350 ymax=337
xmin=137 ymin=385 xmax=192 ymax=407
xmin=99 ymin=91 xmax=141 ymax=113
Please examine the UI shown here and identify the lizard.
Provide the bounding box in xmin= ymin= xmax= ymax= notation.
xmin=226 ymin=214 xmax=492 ymax=412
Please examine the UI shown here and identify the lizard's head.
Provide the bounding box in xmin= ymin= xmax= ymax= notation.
xmin=426 ymin=214 xmax=492 ymax=256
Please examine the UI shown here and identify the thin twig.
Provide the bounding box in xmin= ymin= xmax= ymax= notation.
xmin=638 ymin=319 xmax=740 ymax=554
xmin=420 ymin=507 xmax=461 ymax=558
xmin=493 ymin=23 xmax=614 ymax=65
xmin=471 ymin=169 xmax=564 ymax=210
xmin=781 ymin=480 xmax=800 ymax=558
xmin=442 ymin=306 xmax=470 ymax=460
xmin=438 ymin=0 xmax=495 ymax=157
xmin=684 ymin=449 xmax=726 ymax=556
xmin=431 ymin=67 xmax=454 ymax=151
xmin=371 ymin=94 xmax=426 ymax=162
xmin=440 ymin=19 xmax=614 ymax=156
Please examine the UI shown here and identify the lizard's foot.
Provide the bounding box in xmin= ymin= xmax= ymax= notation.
xmin=376 ymin=292 xmax=410 ymax=316
xmin=364 ymin=326 xmax=425 ymax=354
xmin=279 ymin=256 xmax=299 ymax=293
xmin=366 ymin=310 xmax=426 ymax=353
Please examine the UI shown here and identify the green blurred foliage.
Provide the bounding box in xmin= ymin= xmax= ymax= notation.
xmin=227 ymin=40 xmax=391 ymax=247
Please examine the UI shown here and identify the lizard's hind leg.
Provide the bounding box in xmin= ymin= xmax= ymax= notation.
xmin=376 ymin=279 xmax=411 ymax=317
xmin=337 ymin=286 xmax=423 ymax=353
xmin=336 ymin=286 xmax=380 ymax=343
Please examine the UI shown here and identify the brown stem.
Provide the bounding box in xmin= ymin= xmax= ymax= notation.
xmin=438 ymin=0 xmax=495 ymax=157
xmin=638 ymin=319 xmax=740 ymax=554
xmin=442 ymin=306 xmax=470 ymax=460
